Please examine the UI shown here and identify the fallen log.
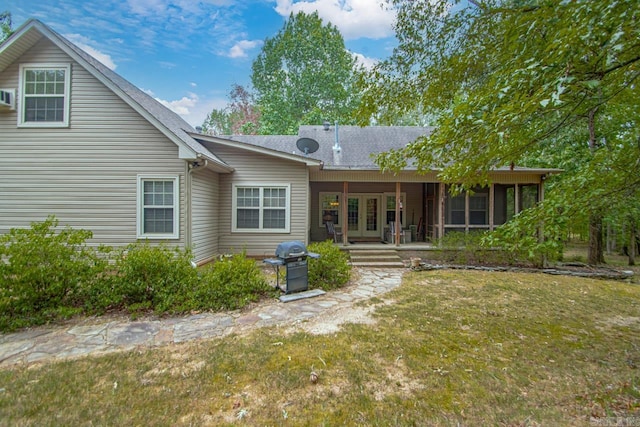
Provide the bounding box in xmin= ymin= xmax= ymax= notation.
xmin=410 ymin=262 xmax=634 ymax=281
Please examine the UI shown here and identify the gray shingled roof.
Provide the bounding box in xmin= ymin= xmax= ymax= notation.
xmin=223 ymin=125 xmax=433 ymax=169
xmin=1 ymin=19 xmax=230 ymax=170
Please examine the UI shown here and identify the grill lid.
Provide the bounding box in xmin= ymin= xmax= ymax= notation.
xmin=275 ymin=240 xmax=308 ymax=259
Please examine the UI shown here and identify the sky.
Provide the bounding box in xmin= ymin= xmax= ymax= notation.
xmin=4 ymin=0 xmax=399 ymax=127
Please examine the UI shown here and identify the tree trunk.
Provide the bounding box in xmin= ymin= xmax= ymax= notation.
xmin=586 ymin=108 xmax=605 ymax=266
xmin=587 ymin=213 xmax=605 ymax=265
xmin=629 ymin=221 xmax=636 ymax=266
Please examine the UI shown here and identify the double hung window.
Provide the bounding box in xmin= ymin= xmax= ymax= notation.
xmin=137 ymin=176 xmax=179 ymax=239
xmin=233 ymin=184 xmax=290 ymax=232
xmin=19 ymin=64 xmax=70 ymax=127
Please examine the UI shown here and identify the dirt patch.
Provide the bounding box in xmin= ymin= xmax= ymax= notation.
xmin=600 ymin=316 xmax=640 ymax=330
xmin=288 ymin=305 xmax=379 ymax=335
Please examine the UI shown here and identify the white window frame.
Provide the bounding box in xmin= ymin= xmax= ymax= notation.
xmin=136 ymin=175 xmax=180 ymax=239
xmin=18 ymin=63 xmax=71 ymax=128
xmin=383 ymin=192 xmax=406 ymax=226
xmin=232 ymin=183 xmax=290 ymax=233
xmin=319 ymin=192 xmax=342 ymax=228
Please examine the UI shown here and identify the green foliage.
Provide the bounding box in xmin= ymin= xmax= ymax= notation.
xmin=433 ymin=231 xmax=508 ymax=265
xmin=0 ymin=218 xmax=273 ymax=332
xmin=482 ymin=200 xmax=568 ymax=267
xmin=0 ymin=216 xmax=109 ymax=331
xmin=251 ymin=11 xmax=363 ymax=134
xmin=201 ymin=84 xmax=260 ymax=135
xmin=0 ymin=11 xmax=12 ymax=43
xmin=306 ymin=241 xmax=351 ymax=290
xmin=360 ymin=0 xmax=640 ymax=264
xmin=107 ymin=243 xmax=199 ymax=314
xmin=191 ymin=253 xmax=270 ymax=311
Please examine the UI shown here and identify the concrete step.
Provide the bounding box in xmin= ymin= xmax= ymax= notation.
xmin=351 ymin=261 xmax=405 ymax=268
xmin=347 ymin=249 xmax=405 ymax=268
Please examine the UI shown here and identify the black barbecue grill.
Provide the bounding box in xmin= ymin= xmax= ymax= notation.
xmin=264 ymin=240 xmax=320 ymax=294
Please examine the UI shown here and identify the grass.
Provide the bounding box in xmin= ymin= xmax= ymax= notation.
xmin=1 ymin=269 xmax=639 ymax=425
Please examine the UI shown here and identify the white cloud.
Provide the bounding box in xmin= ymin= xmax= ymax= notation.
xmin=154 ymin=92 xmax=228 ymax=127
xmin=126 ymin=0 xmax=168 ymax=16
xmin=227 ymin=39 xmax=263 ymax=58
xmin=274 ymin=0 xmax=396 ymax=40
xmin=126 ymin=0 xmax=232 ymax=16
xmin=351 ymin=51 xmax=378 ymax=70
xmin=156 ymin=92 xmax=199 ymax=116
xmin=65 ymin=33 xmax=117 ymax=70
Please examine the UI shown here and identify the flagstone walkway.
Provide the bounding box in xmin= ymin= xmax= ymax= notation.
xmin=0 ymin=268 xmax=403 ymax=368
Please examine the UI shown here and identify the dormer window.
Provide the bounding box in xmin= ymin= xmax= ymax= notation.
xmin=18 ymin=64 xmax=71 ymax=127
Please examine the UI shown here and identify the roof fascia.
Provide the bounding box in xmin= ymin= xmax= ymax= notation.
xmin=190 ymin=133 xmax=324 ymax=166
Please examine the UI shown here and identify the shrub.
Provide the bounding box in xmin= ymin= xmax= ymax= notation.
xmin=192 ymin=252 xmax=271 ymax=311
xmin=481 ymin=202 xmax=567 ymax=267
xmin=0 ymin=216 xmax=109 ymax=331
xmin=107 ymin=243 xmax=199 ymax=314
xmin=435 ymin=231 xmax=505 ymax=265
xmin=307 ymin=241 xmax=351 ymax=290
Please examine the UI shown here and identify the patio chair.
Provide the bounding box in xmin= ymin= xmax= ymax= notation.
xmin=389 ymin=221 xmax=406 ymax=244
xmin=325 ymin=221 xmax=343 ymax=243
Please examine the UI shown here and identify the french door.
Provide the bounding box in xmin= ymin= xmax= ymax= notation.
xmin=347 ymin=195 xmax=381 ymax=238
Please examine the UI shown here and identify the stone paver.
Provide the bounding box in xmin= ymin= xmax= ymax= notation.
xmin=0 ymin=268 xmax=403 ymax=368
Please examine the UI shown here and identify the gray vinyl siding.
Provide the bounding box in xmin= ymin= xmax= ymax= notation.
xmin=212 ymin=144 xmax=309 ymax=257
xmin=0 ymin=38 xmax=187 ymax=248
xmin=190 ymin=167 xmax=219 ymax=263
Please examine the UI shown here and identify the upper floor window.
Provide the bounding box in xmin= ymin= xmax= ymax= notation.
xmin=18 ymin=64 xmax=71 ymax=127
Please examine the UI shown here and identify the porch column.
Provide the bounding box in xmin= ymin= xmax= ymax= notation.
xmin=342 ymin=181 xmax=348 ymax=245
xmin=464 ymin=190 xmax=470 ymax=233
xmin=395 ymin=181 xmax=401 ymax=247
xmin=438 ymin=183 xmax=446 ymax=239
xmin=489 ymin=184 xmax=495 ymax=231
xmin=539 ymin=176 xmax=546 ymax=246
xmin=514 ymin=184 xmax=520 ymax=215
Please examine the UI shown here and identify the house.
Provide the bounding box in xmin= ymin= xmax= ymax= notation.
xmin=0 ymin=19 xmax=559 ymax=263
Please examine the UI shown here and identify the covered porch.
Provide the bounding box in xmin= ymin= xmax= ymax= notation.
xmin=309 ymin=169 xmax=549 ymax=246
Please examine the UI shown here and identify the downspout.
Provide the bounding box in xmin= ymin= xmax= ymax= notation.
xmin=186 ymin=159 xmax=208 ymax=255
xmin=185 ymin=162 xmax=192 ymax=251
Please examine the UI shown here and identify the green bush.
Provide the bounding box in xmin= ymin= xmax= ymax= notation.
xmin=0 ymin=216 xmax=109 ymax=331
xmin=192 ymin=252 xmax=271 ymax=311
xmin=435 ymin=231 xmax=505 ymax=265
xmin=481 ymin=202 xmax=567 ymax=267
xmin=0 ymin=217 xmax=275 ymax=332
xmin=307 ymin=241 xmax=351 ymax=290
xmin=107 ymin=243 xmax=199 ymax=314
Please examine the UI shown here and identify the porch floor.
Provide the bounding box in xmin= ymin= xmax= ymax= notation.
xmin=334 ymin=241 xmax=437 ymax=251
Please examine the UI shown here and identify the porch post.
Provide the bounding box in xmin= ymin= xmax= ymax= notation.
xmin=489 ymin=184 xmax=495 ymax=231
xmin=438 ymin=183 xmax=446 ymax=239
xmin=514 ymin=184 xmax=520 ymax=215
xmin=465 ymin=190 xmax=470 ymax=233
xmin=342 ymin=181 xmax=348 ymax=245
xmin=395 ymin=181 xmax=401 ymax=247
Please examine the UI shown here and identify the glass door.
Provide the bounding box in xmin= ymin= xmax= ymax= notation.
xmin=347 ymin=195 xmax=381 ymax=238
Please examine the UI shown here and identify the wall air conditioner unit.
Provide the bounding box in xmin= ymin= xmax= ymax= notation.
xmin=0 ymin=89 xmax=16 ymax=111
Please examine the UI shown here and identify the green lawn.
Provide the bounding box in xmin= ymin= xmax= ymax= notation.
xmin=1 ymin=270 xmax=639 ymax=425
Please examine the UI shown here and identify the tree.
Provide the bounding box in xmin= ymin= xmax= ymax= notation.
xmin=251 ymin=11 xmax=363 ymax=135
xmin=202 ymin=84 xmax=260 ymax=135
xmin=359 ymin=0 xmax=640 ymax=264
xmin=0 ymin=11 xmax=12 ymax=43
